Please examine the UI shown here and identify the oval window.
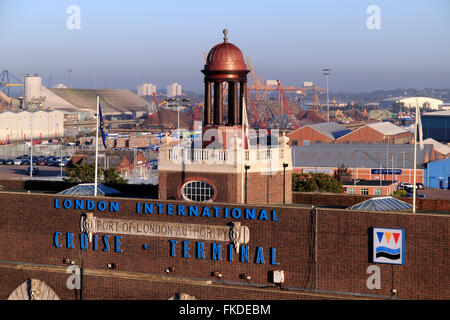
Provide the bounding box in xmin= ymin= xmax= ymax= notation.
xmin=181 ymin=180 xmax=215 ymax=202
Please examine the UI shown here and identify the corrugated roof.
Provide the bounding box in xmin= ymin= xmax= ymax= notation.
xmin=367 ymin=122 xmax=407 ymax=135
xmin=423 ymin=110 xmax=450 ymax=117
xmin=347 ymin=196 xmax=412 ymax=211
xmin=294 ymin=122 xmax=351 ymax=140
xmin=48 ymin=88 xmax=148 ymax=115
xmin=423 ymin=138 xmax=450 ymax=155
xmin=292 ymin=143 xmax=433 ymax=169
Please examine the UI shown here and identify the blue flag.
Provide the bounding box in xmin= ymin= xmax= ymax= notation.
xmin=99 ymin=103 xmax=107 ymax=148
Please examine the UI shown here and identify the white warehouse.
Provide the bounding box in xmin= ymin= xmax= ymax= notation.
xmin=0 ymin=110 xmax=64 ymax=142
xmin=381 ymin=96 xmax=444 ymax=110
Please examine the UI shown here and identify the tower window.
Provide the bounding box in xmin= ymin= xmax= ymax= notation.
xmin=181 ymin=180 xmax=215 ymax=202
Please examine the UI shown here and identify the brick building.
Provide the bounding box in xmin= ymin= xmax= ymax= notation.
xmin=336 ymin=122 xmax=413 ymax=144
xmin=287 ymin=122 xmax=351 ymax=146
xmin=0 ymin=192 xmax=448 ymax=300
xmin=292 ymin=144 xmax=437 ymax=195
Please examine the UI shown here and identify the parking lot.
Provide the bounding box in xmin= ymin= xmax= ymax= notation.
xmin=0 ymin=164 xmax=64 ymax=180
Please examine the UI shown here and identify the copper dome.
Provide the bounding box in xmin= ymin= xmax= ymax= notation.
xmin=204 ymin=42 xmax=248 ymax=72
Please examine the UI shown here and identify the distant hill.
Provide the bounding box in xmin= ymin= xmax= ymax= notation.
xmin=329 ymin=88 xmax=450 ymax=104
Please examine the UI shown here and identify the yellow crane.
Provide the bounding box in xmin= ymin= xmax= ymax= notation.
xmin=158 ymin=100 xmax=169 ymax=109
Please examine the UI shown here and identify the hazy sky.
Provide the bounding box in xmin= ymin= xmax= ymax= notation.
xmin=1 ymin=0 xmax=449 ymax=93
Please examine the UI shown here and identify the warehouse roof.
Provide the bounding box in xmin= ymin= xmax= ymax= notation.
xmin=289 ymin=122 xmax=351 ymax=140
xmin=366 ymin=122 xmax=408 ymax=135
xmin=423 ymin=138 xmax=450 ymax=155
xmin=422 ymin=110 xmax=450 ymax=117
xmin=292 ymin=143 xmax=433 ymax=169
xmin=48 ymin=88 xmax=148 ymax=115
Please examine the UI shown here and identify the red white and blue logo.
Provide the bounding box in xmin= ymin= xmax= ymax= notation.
xmin=372 ymin=228 xmax=405 ymax=265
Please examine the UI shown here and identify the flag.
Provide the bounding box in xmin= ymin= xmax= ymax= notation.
xmin=99 ymin=103 xmax=107 ymax=148
xmin=242 ymin=97 xmax=249 ymax=148
xmin=416 ymin=104 xmax=424 ymax=150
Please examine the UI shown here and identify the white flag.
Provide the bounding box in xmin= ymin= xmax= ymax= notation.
xmin=416 ymin=104 xmax=424 ymax=150
xmin=242 ymin=97 xmax=249 ymax=147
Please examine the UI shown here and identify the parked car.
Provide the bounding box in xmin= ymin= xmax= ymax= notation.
xmin=398 ymin=182 xmax=415 ymax=191
xmin=21 ymin=159 xmax=30 ymax=165
xmin=405 ymin=192 xmax=426 ymax=198
xmin=25 ymin=166 xmax=39 ymax=176
xmin=416 ymin=183 xmax=425 ymax=190
xmin=0 ymin=159 xmax=5 ymax=165
xmin=5 ymin=159 xmax=14 ymax=165
xmin=404 ymin=185 xmax=419 ymax=193
xmin=14 ymin=159 xmax=22 ymax=165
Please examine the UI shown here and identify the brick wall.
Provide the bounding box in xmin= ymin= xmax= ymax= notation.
xmin=0 ymin=192 xmax=448 ymax=300
xmin=158 ymin=169 xmax=292 ymax=205
xmin=336 ymin=126 xmax=413 ymax=144
xmin=292 ymin=191 xmax=450 ymax=212
xmin=288 ymin=127 xmax=334 ymax=146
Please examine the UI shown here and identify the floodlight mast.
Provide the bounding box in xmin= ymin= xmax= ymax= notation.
xmin=322 ymin=68 xmax=331 ymax=122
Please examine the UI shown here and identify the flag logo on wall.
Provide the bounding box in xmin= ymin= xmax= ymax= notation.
xmin=372 ymin=227 xmax=405 ymax=265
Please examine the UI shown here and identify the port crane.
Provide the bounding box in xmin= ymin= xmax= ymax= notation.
xmin=0 ymin=70 xmax=23 ymax=96
xmin=277 ymin=80 xmax=299 ymax=130
xmin=191 ymin=102 xmax=204 ymax=130
xmin=246 ymin=86 xmax=264 ymax=128
xmin=246 ymin=57 xmax=327 ymax=111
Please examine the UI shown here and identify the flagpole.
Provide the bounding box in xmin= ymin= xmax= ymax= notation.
xmin=412 ymin=103 xmax=418 ymax=213
xmin=241 ymin=96 xmax=245 ymax=204
xmin=94 ymin=96 xmax=99 ymax=197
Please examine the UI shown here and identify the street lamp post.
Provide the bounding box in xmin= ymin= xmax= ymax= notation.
xmin=322 ymin=68 xmax=331 ymax=122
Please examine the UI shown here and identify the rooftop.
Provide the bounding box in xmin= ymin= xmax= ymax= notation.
xmin=423 ymin=138 xmax=450 ymax=155
xmin=290 ymin=122 xmax=351 ymax=140
xmin=366 ymin=122 xmax=408 ymax=136
xmin=48 ymin=88 xmax=149 ymax=115
xmin=342 ymin=179 xmax=397 ymax=187
xmin=347 ymin=196 xmax=413 ymax=211
xmin=422 ymin=110 xmax=450 ymax=117
xmin=292 ymin=143 xmax=433 ymax=169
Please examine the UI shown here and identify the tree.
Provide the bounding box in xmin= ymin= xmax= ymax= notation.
xmin=334 ymin=163 xmax=352 ymax=182
xmin=103 ymin=168 xmax=128 ymax=184
xmin=65 ymin=164 xmax=96 ymax=183
xmin=65 ymin=164 xmax=128 ymax=184
xmin=292 ymin=172 xmax=344 ymax=193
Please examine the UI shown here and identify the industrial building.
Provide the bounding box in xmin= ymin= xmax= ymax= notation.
xmin=292 ymin=143 xmax=437 ymax=195
xmin=137 ymin=83 xmax=156 ymax=96
xmin=380 ymin=96 xmax=444 ymax=110
xmin=42 ymin=88 xmax=150 ymax=119
xmin=421 ymin=110 xmax=450 ymax=143
xmin=0 ymin=110 xmax=64 ymax=142
xmin=287 ymin=122 xmax=351 ymax=146
xmin=422 ymin=138 xmax=450 ymax=159
xmin=288 ymin=121 xmax=412 ymax=146
xmin=166 ymin=82 xmax=182 ymax=98
xmin=423 ymin=158 xmax=450 ymax=189
xmin=336 ymin=122 xmax=413 ymax=144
